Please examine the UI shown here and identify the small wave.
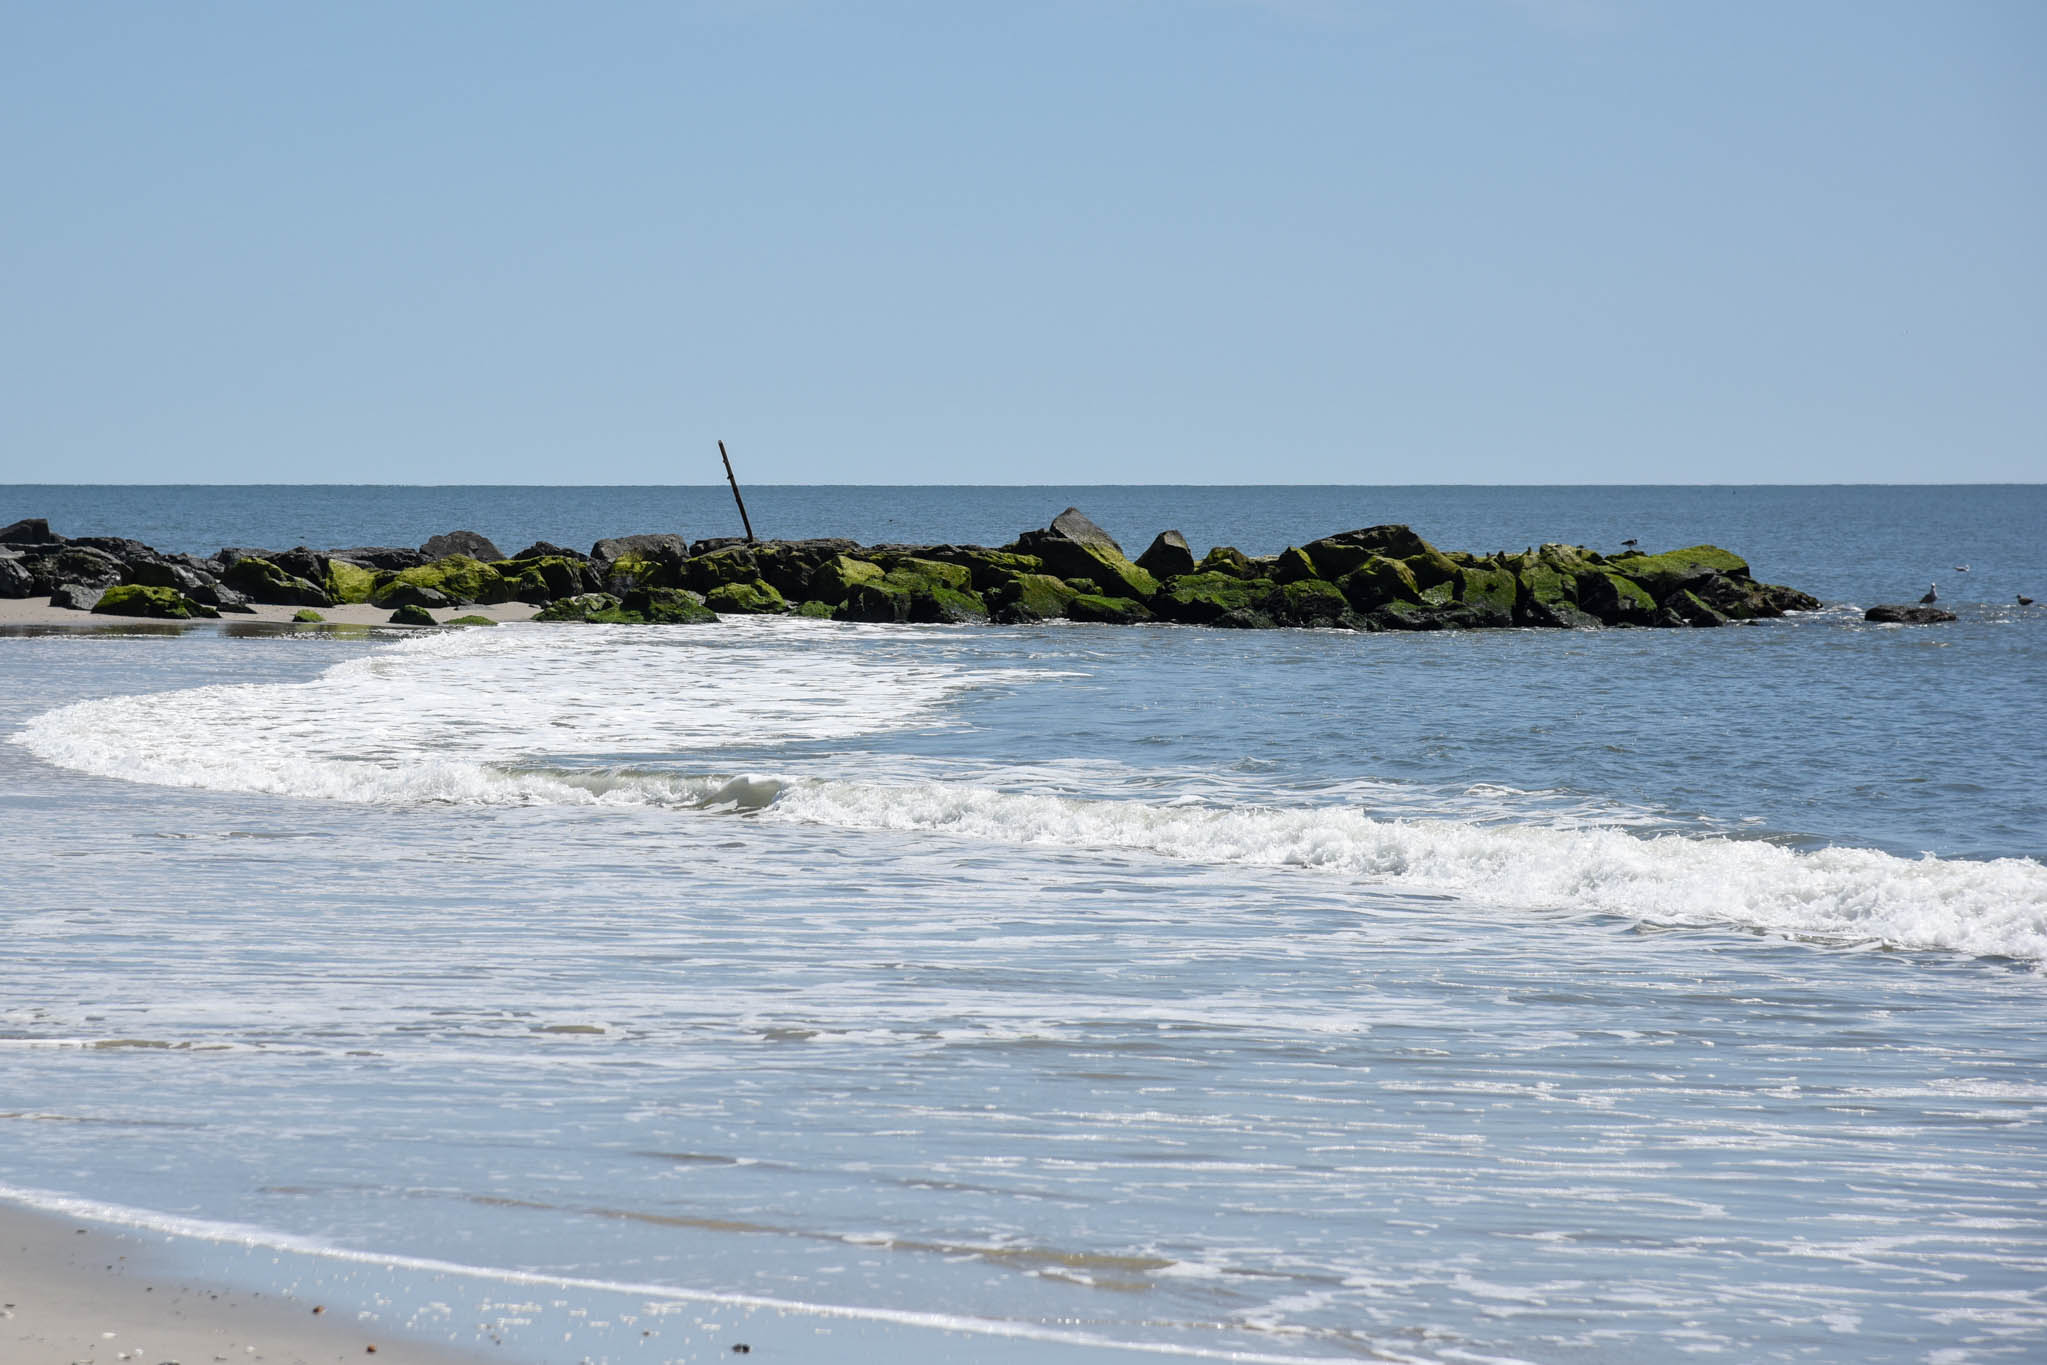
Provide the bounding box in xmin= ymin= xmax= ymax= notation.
xmin=0 ymin=1184 xmax=1333 ymax=1364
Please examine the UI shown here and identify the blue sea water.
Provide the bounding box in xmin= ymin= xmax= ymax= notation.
xmin=3 ymin=485 xmax=2045 ymax=1363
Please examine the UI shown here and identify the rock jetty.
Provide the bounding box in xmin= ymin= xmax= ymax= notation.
xmin=0 ymin=508 xmax=1822 ymax=630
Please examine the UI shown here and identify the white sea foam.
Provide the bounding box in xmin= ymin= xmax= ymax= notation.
xmin=14 ymin=622 xmax=2046 ymax=963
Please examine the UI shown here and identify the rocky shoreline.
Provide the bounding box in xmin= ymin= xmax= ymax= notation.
xmin=0 ymin=507 xmax=1825 ymax=631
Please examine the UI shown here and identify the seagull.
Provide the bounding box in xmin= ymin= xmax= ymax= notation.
xmin=2021 ymin=594 xmax=2036 ymax=607
xmin=1953 ymin=564 xmax=1971 ymax=573
xmin=1919 ymin=583 xmax=1938 ymax=604
xmin=1621 ymin=538 xmax=1638 ymax=549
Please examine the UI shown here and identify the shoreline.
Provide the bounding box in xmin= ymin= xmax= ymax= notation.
xmin=0 ymin=598 xmax=542 ymax=629
xmin=0 ymin=1200 xmax=488 ymax=1365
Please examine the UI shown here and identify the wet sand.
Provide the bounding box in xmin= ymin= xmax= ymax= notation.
xmin=0 ymin=598 xmax=542 ymax=628
xmin=0 ymin=1203 xmax=488 ymax=1364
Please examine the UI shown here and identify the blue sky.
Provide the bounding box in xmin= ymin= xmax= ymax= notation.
xmin=2 ymin=1 xmax=2040 ymax=484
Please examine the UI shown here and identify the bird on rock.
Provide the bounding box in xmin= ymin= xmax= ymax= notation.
xmin=1920 ymin=583 xmax=1938 ymax=604
xmin=1621 ymin=538 xmax=1639 ymax=549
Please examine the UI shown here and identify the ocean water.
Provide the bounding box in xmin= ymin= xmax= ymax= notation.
xmin=3 ymin=485 xmax=2045 ymax=1363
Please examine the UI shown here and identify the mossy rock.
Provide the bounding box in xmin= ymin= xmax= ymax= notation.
xmin=792 ymin=600 xmax=837 ymax=619
xmin=291 ymin=608 xmax=326 ymax=623
xmin=909 ymin=585 xmax=989 ymax=624
xmin=92 ymin=584 xmax=219 ymax=620
xmin=987 ymin=572 xmax=1079 ymax=623
xmin=1457 ymin=564 xmax=1519 ymax=616
xmin=324 ymin=559 xmax=377 ymax=604
xmin=1669 ymin=589 xmax=1729 ymax=627
xmin=446 ymin=615 xmax=497 ymax=627
xmin=705 ymin=579 xmax=789 ymax=615
xmin=370 ymin=556 xmax=510 ymax=608
xmin=1271 ymin=547 xmax=1321 ymax=584
xmin=884 ymin=557 xmax=974 ymax=594
xmin=222 ymin=556 xmax=334 ymax=607
xmin=1065 ymin=594 xmax=1154 ymax=624
xmin=1276 ymin=579 xmax=1356 ymax=628
xmin=807 ymin=555 xmax=885 ymax=602
xmin=680 ymin=546 xmax=759 ymax=594
xmin=533 ymin=593 xmax=620 ymax=622
xmin=1196 ymin=546 xmax=1255 ymax=579
xmin=1030 ymin=540 xmax=1157 ymax=601
xmin=936 ymin=547 xmax=1045 ymax=591
xmin=1334 ymin=556 xmax=1420 ymax=611
xmin=1153 ymin=572 xmax=1277 ymax=625
xmin=623 ymin=587 xmax=719 ymax=624
xmin=492 ymin=555 xmax=587 ymax=604
xmin=1402 ymin=547 xmax=1462 ymax=592
xmin=388 ymin=604 xmax=437 ymax=626
xmin=1578 ymin=569 xmax=1658 ymax=624
xmin=606 ymin=552 xmax=676 ymax=592
xmin=834 ymin=580 xmax=914 ymax=623
xmin=1418 ymin=580 xmax=1456 ymax=607
xmin=1611 ymin=545 xmax=1749 ymax=596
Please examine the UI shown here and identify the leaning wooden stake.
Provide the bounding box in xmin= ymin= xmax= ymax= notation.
xmin=719 ymin=439 xmax=756 ymax=544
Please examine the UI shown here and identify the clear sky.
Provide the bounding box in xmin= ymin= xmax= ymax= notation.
xmin=2 ymin=1 xmax=2040 ymax=485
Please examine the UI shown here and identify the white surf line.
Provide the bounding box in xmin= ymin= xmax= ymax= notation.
xmin=0 ymin=1184 xmax=1375 ymax=1365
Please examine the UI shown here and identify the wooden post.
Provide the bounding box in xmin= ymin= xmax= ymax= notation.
xmin=719 ymin=439 xmax=756 ymax=544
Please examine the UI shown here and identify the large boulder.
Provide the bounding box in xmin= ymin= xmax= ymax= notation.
xmin=1136 ymin=531 xmax=1196 ymax=579
xmin=1302 ymin=525 xmax=1435 ymax=579
xmin=326 ymin=546 xmax=429 ymax=571
xmin=69 ymin=535 xmax=155 ymax=562
xmin=420 ymin=530 xmax=503 ymax=562
xmin=1065 ymin=594 xmax=1154 ymax=624
xmin=50 ymin=546 xmax=126 ymax=591
xmin=621 ymin=586 xmax=720 ymax=624
xmin=509 ymin=541 xmax=587 ymax=562
xmin=806 ymin=554 xmax=885 ymax=603
xmin=49 ymin=583 xmax=104 ymax=611
xmin=1009 ymin=508 xmax=1157 ymax=601
xmin=704 ymin=580 xmax=789 ymax=615
xmin=1153 ymin=572 xmax=1278 ymax=626
xmin=0 ymin=517 xmax=54 ymax=545
xmin=1609 ymin=545 xmax=1748 ymax=597
xmin=592 ymin=533 xmax=687 ymax=566
xmin=0 ymin=557 xmax=33 ymax=598
xmin=221 ymin=556 xmax=336 ymax=607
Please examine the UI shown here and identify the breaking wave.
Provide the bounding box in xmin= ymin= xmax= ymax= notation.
xmin=14 ymin=623 xmax=2046 ymax=963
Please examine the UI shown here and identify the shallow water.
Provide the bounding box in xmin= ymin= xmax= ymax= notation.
xmin=3 ymin=486 xmax=2045 ymax=1362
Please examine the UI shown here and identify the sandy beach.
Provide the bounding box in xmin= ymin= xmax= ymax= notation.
xmin=0 ymin=1203 xmax=488 ymax=1365
xmin=0 ymin=598 xmax=543 ymax=630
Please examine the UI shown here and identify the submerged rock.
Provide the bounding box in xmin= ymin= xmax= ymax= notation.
xmin=1865 ymin=604 xmax=1956 ymax=624
xmin=388 ymin=603 xmax=437 ymax=626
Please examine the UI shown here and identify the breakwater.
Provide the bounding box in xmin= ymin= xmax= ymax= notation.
xmin=0 ymin=507 xmax=1821 ymax=629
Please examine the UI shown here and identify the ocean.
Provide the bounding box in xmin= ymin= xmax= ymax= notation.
xmin=3 ymin=484 xmax=2044 ymax=1363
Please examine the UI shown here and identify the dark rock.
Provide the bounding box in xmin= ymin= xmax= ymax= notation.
xmin=49 ymin=583 xmax=104 ymax=611
xmin=592 ymin=533 xmax=687 ymax=566
xmin=0 ymin=517 xmax=54 ymax=545
xmin=326 ymin=546 xmax=429 ymax=571
xmin=1271 ymin=547 xmax=1321 ymax=584
xmin=125 ymin=559 xmax=210 ymax=597
xmin=388 ymin=603 xmax=438 ymax=626
xmin=1865 ymin=604 xmax=1957 ymax=624
xmin=1196 ymin=546 xmax=1255 ymax=579
xmin=1154 ymin=573 xmax=1279 ymax=626
xmin=704 ymin=580 xmax=789 ymax=615
xmin=420 ymin=530 xmax=503 ymax=562
xmin=1051 ymin=507 xmax=1124 ymax=555
xmin=271 ymin=546 xmax=330 ymax=584
xmin=687 ymin=535 xmax=750 ymax=558
xmin=1302 ymin=526 xmax=1434 ymax=579
xmin=1273 ymin=579 xmax=1360 ymax=629
xmin=986 ymin=573 xmax=1079 ymax=623
xmin=379 ymin=582 xmax=453 ymax=610
xmin=69 ymin=535 xmax=155 ymax=562
xmin=509 ymin=541 xmax=588 ymax=562
xmin=51 ymin=546 xmax=126 ymax=591
xmin=681 ymin=545 xmax=759 ymax=594
xmin=495 ymin=555 xmax=588 ymax=604
xmin=0 ymin=557 xmax=32 ymax=598
xmin=220 ymin=557 xmax=335 ymax=607
xmin=1136 ymin=531 xmax=1196 ymax=579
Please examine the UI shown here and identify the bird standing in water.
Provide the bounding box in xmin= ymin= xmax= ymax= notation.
xmin=1920 ymin=583 xmax=1938 ymax=604
xmin=2020 ymin=594 xmax=2036 ymax=607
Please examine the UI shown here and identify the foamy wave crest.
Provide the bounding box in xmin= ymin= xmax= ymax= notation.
xmin=761 ymin=780 xmax=2047 ymax=961
xmin=14 ymin=622 xmax=985 ymax=803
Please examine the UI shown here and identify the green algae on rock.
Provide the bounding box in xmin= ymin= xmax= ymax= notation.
xmin=94 ymin=584 xmax=221 ymax=620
